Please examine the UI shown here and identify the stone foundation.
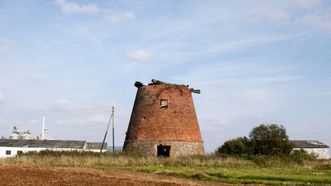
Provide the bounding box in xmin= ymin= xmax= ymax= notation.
xmin=123 ymin=141 xmax=205 ymax=157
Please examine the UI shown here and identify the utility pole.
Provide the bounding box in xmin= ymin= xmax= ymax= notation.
xmin=112 ymin=106 xmax=115 ymax=153
xmin=100 ymin=109 xmax=113 ymax=153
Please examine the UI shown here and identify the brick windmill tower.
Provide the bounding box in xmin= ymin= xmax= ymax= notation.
xmin=123 ymin=79 xmax=205 ymax=157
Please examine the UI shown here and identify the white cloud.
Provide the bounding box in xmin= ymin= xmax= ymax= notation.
xmin=241 ymin=89 xmax=271 ymax=103
xmin=104 ymin=11 xmax=135 ymax=23
xmin=48 ymin=99 xmax=112 ymax=112
xmin=0 ymin=92 xmax=3 ymax=104
xmin=55 ymin=114 xmax=107 ymax=126
xmin=296 ymin=14 xmax=331 ymax=31
xmin=186 ymin=35 xmax=296 ymax=57
xmin=88 ymin=114 xmax=108 ymax=124
xmin=50 ymin=99 xmax=79 ymax=112
xmin=251 ymin=7 xmax=290 ymax=22
xmin=127 ymin=49 xmax=153 ymax=61
xmin=36 ymin=99 xmax=112 ymax=127
xmin=293 ymin=0 xmax=322 ymax=8
xmin=54 ymin=0 xmax=100 ymax=14
xmin=0 ymin=117 xmax=5 ymax=124
xmin=0 ymin=38 xmax=14 ymax=55
xmin=55 ymin=118 xmax=87 ymax=126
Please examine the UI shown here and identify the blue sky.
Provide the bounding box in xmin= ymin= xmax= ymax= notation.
xmin=0 ymin=0 xmax=330 ymax=153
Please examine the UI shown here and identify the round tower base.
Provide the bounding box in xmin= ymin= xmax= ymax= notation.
xmin=123 ymin=141 xmax=205 ymax=157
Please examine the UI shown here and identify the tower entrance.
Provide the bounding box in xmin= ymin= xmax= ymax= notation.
xmin=157 ymin=144 xmax=171 ymax=157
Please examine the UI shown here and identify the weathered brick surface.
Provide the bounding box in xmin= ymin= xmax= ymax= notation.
xmin=123 ymin=81 xmax=205 ymax=156
xmin=123 ymin=141 xmax=204 ymax=157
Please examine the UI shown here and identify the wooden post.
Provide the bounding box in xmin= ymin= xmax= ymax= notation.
xmin=100 ymin=110 xmax=112 ymax=153
xmin=112 ymin=106 xmax=115 ymax=153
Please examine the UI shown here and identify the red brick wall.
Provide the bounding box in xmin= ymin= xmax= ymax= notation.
xmin=124 ymin=83 xmax=203 ymax=143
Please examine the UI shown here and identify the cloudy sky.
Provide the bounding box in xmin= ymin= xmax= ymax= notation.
xmin=0 ymin=0 xmax=330 ymax=153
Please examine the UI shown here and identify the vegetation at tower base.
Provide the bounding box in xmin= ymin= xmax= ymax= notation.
xmin=216 ymin=124 xmax=315 ymax=162
xmin=123 ymin=80 xmax=205 ymax=157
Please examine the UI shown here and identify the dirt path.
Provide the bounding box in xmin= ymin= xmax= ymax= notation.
xmin=0 ymin=166 xmax=210 ymax=186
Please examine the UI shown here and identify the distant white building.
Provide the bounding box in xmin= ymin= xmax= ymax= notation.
xmin=291 ymin=140 xmax=329 ymax=159
xmin=0 ymin=139 xmax=107 ymax=158
xmin=9 ymin=126 xmax=34 ymax=140
xmin=9 ymin=116 xmax=48 ymax=141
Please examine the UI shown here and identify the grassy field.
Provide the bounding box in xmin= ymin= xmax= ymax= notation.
xmin=1 ymin=151 xmax=331 ymax=185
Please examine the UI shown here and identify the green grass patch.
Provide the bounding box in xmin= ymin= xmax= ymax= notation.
xmin=1 ymin=151 xmax=331 ymax=185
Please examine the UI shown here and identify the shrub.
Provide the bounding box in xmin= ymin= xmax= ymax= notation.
xmin=216 ymin=137 xmax=251 ymax=156
xmin=216 ymin=124 xmax=294 ymax=157
xmin=290 ymin=149 xmax=316 ymax=164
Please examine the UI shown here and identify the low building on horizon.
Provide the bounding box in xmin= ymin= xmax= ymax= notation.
xmin=291 ymin=140 xmax=329 ymax=159
xmin=0 ymin=139 xmax=107 ymax=158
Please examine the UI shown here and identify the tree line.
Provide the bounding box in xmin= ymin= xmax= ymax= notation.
xmin=216 ymin=124 xmax=315 ymax=160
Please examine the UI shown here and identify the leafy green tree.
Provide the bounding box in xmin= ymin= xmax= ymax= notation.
xmin=249 ymin=124 xmax=293 ymax=155
xmin=216 ymin=137 xmax=251 ymax=156
xmin=216 ymin=124 xmax=294 ymax=157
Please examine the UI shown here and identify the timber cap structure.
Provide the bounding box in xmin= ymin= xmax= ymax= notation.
xmin=123 ymin=79 xmax=205 ymax=157
xmin=134 ymin=79 xmax=201 ymax=94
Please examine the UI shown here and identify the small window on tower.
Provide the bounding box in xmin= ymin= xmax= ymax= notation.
xmin=160 ymin=99 xmax=168 ymax=110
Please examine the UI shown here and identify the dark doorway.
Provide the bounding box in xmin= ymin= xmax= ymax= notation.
xmin=157 ymin=144 xmax=171 ymax=157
